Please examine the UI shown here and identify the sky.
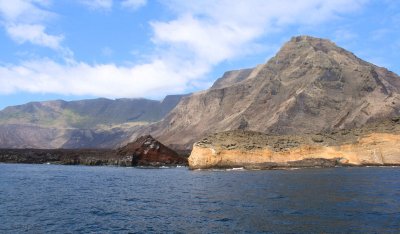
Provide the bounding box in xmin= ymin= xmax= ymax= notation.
xmin=0 ymin=0 xmax=399 ymax=110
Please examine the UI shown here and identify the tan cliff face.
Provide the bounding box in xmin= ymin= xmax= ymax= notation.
xmin=140 ymin=35 xmax=400 ymax=150
xmin=188 ymin=118 xmax=400 ymax=169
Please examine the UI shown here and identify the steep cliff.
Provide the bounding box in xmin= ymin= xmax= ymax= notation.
xmin=188 ymin=117 xmax=400 ymax=169
xmin=143 ymin=36 xmax=400 ymax=150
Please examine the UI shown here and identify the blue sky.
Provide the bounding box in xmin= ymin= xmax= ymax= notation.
xmin=0 ymin=0 xmax=399 ymax=110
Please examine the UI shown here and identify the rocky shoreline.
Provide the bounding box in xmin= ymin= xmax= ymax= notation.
xmin=3 ymin=118 xmax=400 ymax=170
xmin=0 ymin=148 xmax=121 ymax=166
xmin=188 ymin=118 xmax=400 ymax=169
xmin=0 ymin=135 xmax=188 ymax=167
xmin=0 ymin=148 xmax=188 ymax=167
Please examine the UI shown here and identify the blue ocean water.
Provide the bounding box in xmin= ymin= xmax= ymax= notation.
xmin=0 ymin=164 xmax=400 ymax=233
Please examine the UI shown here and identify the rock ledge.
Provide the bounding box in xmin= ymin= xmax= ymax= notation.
xmin=189 ymin=118 xmax=400 ymax=169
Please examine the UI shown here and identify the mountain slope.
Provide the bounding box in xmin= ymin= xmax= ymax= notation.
xmin=0 ymin=96 xmax=183 ymax=128
xmin=0 ymin=95 xmax=184 ymax=148
xmin=142 ymin=36 xmax=400 ymax=149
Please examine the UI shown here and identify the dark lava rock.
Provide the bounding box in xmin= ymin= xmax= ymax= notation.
xmin=0 ymin=148 xmax=117 ymax=165
xmin=117 ymin=135 xmax=187 ymax=167
xmin=287 ymin=158 xmax=340 ymax=168
xmin=0 ymin=136 xmax=188 ymax=167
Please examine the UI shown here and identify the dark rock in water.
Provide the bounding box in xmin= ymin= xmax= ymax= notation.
xmin=0 ymin=136 xmax=187 ymax=167
xmin=117 ymin=135 xmax=187 ymax=166
xmin=0 ymin=148 xmax=117 ymax=165
xmin=287 ymin=158 xmax=340 ymax=168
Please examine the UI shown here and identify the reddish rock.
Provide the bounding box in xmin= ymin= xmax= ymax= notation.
xmin=117 ymin=135 xmax=187 ymax=166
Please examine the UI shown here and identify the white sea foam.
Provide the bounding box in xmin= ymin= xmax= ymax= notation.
xmin=285 ymin=167 xmax=300 ymax=170
xmin=226 ymin=167 xmax=245 ymax=171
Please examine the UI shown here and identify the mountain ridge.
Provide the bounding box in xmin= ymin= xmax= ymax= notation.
xmin=0 ymin=95 xmax=186 ymax=148
xmin=137 ymin=35 xmax=400 ymax=149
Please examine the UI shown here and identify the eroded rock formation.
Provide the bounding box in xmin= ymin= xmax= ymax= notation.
xmin=188 ymin=118 xmax=400 ymax=169
xmin=117 ymin=135 xmax=187 ymax=166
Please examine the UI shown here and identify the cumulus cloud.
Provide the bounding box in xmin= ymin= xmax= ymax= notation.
xmin=152 ymin=0 xmax=367 ymax=66
xmin=0 ymin=0 xmax=64 ymax=50
xmin=0 ymin=0 xmax=368 ymax=98
xmin=0 ymin=0 xmax=52 ymax=23
xmin=121 ymin=0 xmax=146 ymax=10
xmin=0 ymin=59 xmax=205 ymax=98
xmin=5 ymin=23 xmax=63 ymax=49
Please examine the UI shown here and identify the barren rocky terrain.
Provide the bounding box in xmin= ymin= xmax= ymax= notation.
xmin=0 ymin=95 xmax=184 ymax=149
xmin=142 ymin=36 xmax=400 ymax=150
xmin=189 ymin=117 xmax=400 ymax=169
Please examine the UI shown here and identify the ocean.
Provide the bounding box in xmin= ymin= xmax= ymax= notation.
xmin=1 ymin=164 xmax=399 ymax=233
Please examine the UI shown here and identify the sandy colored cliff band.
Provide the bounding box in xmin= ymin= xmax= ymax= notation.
xmin=189 ymin=119 xmax=400 ymax=169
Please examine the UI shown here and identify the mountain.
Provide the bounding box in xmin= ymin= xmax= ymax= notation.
xmin=2 ymin=35 xmax=399 ymax=150
xmin=0 ymin=95 xmax=184 ymax=148
xmin=140 ymin=35 xmax=400 ymax=149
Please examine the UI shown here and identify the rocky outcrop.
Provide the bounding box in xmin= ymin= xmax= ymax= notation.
xmin=117 ymin=135 xmax=187 ymax=166
xmin=188 ymin=118 xmax=400 ymax=169
xmin=141 ymin=35 xmax=400 ymax=150
xmin=0 ymin=148 xmax=128 ymax=166
xmin=210 ymin=68 xmax=254 ymax=90
xmin=0 ymin=136 xmax=187 ymax=167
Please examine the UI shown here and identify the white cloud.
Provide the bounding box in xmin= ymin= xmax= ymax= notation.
xmin=6 ymin=23 xmax=63 ymax=49
xmin=0 ymin=0 xmax=52 ymax=23
xmin=121 ymin=0 xmax=146 ymax=10
xmin=0 ymin=59 xmax=205 ymax=98
xmin=0 ymin=0 xmax=65 ymax=51
xmin=152 ymin=0 xmax=367 ymax=67
xmin=0 ymin=0 xmax=369 ymax=98
xmin=79 ymin=0 xmax=113 ymax=11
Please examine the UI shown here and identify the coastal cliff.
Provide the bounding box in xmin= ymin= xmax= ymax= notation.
xmin=188 ymin=118 xmax=400 ymax=169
